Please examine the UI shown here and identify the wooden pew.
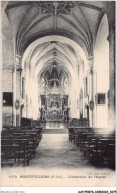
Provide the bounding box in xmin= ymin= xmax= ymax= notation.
xmin=1 ymin=125 xmax=43 ymax=166
xmin=68 ymin=126 xmax=115 ymax=169
xmin=68 ymin=118 xmax=89 ymax=128
xmin=1 ymin=139 xmax=29 ymax=166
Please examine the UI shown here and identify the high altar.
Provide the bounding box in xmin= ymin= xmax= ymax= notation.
xmin=40 ymin=61 xmax=69 ymax=122
xmin=41 ymin=93 xmax=68 ymax=122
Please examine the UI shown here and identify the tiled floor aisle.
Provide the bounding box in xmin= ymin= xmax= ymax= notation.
xmin=30 ymin=133 xmax=90 ymax=168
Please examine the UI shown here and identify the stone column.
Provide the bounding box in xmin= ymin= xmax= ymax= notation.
xmin=107 ymin=29 xmax=115 ymax=128
xmin=12 ymin=65 xmax=16 ymax=126
xmin=21 ymin=77 xmax=25 ymax=118
xmin=15 ymin=55 xmax=22 ymax=126
xmin=88 ymin=56 xmax=94 ymax=127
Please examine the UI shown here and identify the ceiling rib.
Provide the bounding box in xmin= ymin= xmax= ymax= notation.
xmin=95 ymin=11 xmax=105 ymax=42
xmin=17 ymin=11 xmax=40 ymax=52
xmin=17 ymin=14 xmax=53 ymax=53
xmin=28 ymin=43 xmax=50 ymax=68
xmin=58 ymin=15 xmax=90 ymax=51
xmin=76 ymin=4 xmax=93 ymax=55
xmin=28 ymin=41 xmax=77 ymax=71
xmin=20 ymin=29 xmax=88 ymax=56
xmin=38 ymin=58 xmax=71 ymax=77
xmin=72 ymin=13 xmax=92 ymax=50
xmin=33 ymin=48 xmax=74 ymax=70
xmin=6 ymin=2 xmax=102 ymax=12
xmin=56 ymin=42 xmax=75 ymax=59
xmin=16 ymin=5 xmax=34 ymax=50
xmin=40 ymin=63 xmax=69 ymax=78
xmin=34 ymin=57 xmax=71 ymax=78
xmin=78 ymin=2 xmax=102 ymax=12
xmin=6 ymin=1 xmax=103 ymax=56
xmin=34 ymin=55 xmax=73 ymax=76
xmin=6 ymin=2 xmax=33 ymax=11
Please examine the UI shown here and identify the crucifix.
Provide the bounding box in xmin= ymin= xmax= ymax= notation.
xmin=53 ymin=2 xmax=58 ymax=31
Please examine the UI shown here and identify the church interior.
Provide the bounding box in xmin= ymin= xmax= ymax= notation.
xmin=1 ymin=1 xmax=116 ymax=185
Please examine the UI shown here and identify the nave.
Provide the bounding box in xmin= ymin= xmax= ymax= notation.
xmin=1 ymin=124 xmax=116 ymax=187
xmin=1 ymin=121 xmax=115 ymax=169
xmin=1 ymin=1 xmax=115 ymax=188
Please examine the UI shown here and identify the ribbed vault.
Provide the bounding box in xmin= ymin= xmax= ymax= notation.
xmin=21 ymin=36 xmax=89 ymax=119
xmin=2 ymin=1 xmax=114 ymax=127
xmin=4 ymin=1 xmax=108 ymax=57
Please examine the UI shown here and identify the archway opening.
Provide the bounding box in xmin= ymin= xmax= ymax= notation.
xmin=21 ymin=36 xmax=89 ymax=124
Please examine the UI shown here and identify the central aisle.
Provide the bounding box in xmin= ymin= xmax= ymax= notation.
xmin=30 ymin=133 xmax=89 ymax=168
xmin=1 ymin=129 xmax=116 ymax=187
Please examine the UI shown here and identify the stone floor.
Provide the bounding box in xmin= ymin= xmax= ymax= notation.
xmin=30 ymin=133 xmax=90 ymax=168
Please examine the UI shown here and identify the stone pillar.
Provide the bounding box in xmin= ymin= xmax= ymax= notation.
xmin=21 ymin=77 xmax=25 ymax=118
xmin=88 ymin=56 xmax=94 ymax=127
xmin=13 ymin=55 xmax=22 ymax=126
xmin=107 ymin=29 xmax=115 ymax=128
xmin=12 ymin=65 xmax=16 ymax=126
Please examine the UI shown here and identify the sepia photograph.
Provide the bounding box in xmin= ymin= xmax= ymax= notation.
xmin=1 ymin=0 xmax=116 ymax=189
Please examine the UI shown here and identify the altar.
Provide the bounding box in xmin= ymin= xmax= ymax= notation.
xmin=45 ymin=121 xmax=64 ymax=129
xmin=40 ymin=93 xmax=68 ymax=122
xmin=39 ymin=61 xmax=69 ymax=123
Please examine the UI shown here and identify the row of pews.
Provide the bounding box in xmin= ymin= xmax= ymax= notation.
xmin=1 ymin=125 xmax=43 ymax=167
xmin=69 ymin=118 xmax=89 ymax=127
xmin=68 ymin=122 xmax=115 ymax=169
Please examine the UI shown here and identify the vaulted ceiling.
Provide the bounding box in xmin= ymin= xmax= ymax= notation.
xmin=4 ymin=1 xmax=109 ymax=57
xmin=2 ymin=1 xmax=115 ymax=85
xmin=2 ymin=1 xmax=115 ymax=120
xmin=22 ymin=35 xmax=87 ymax=83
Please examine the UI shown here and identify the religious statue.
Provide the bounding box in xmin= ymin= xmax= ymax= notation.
xmin=66 ymin=107 xmax=70 ymax=121
xmin=64 ymin=106 xmax=70 ymax=121
xmin=52 ymin=101 xmax=57 ymax=110
xmin=39 ymin=107 xmax=45 ymax=121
